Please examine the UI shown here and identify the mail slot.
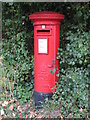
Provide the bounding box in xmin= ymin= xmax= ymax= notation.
xmin=29 ymin=11 xmax=64 ymax=108
xmin=36 ymin=29 xmax=51 ymax=36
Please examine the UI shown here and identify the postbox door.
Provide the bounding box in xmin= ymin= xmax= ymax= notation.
xmin=34 ymin=25 xmax=58 ymax=93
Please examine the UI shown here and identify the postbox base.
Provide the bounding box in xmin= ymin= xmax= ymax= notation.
xmin=34 ymin=91 xmax=53 ymax=109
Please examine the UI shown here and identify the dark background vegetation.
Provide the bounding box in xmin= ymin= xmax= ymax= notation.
xmin=1 ymin=2 xmax=90 ymax=118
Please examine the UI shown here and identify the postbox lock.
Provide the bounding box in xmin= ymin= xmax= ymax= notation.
xmin=52 ymin=60 xmax=55 ymax=64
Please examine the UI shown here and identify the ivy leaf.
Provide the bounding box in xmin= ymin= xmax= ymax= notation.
xmin=56 ymin=74 xmax=59 ymax=77
xmin=1 ymin=109 xmax=4 ymax=115
xmin=77 ymin=53 xmax=81 ymax=58
xmin=79 ymin=60 xmax=83 ymax=64
xmin=52 ymin=68 xmax=56 ymax=74
xmin=9 ymin=104 xmax=14 ymax=111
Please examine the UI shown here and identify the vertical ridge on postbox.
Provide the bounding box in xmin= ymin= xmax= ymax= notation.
xmin=29 ymin=11 xmax=64 ymax=108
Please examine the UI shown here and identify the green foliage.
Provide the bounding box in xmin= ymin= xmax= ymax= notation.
xmin=53 ymin=68 xmax=89 ymax=118
xmin=51 ymin=29 xmax=90 ymax=118
xmin=57 ymin=31 xmax=90 ymax=68
xmin=44 ymin=4 xmax=89 ymax=118
xmin=2 ymin=3 xmax=34 ymax=82
xmin=14 ymin=79 xmax=34 ymax=104
xmin=2 ymin=3 xmax=34 ymax=103
xmin=2 ymin=33 xmax=31 ymax=79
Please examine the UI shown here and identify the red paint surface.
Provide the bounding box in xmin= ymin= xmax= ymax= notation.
xmin=29 ymin=11 xmax=64 ymax=93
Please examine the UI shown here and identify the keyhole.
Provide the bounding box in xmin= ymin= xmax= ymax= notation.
xmin=52 ymin=60 xmax=55 ymax=64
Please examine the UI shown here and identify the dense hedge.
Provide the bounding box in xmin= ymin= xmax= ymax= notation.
xmin=2 ymin=2 xmax=90 ymax=117
xmin=51 ymin=30 xmax=90 ymax=118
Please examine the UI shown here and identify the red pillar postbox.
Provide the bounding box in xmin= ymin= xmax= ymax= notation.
xmin=29 ymin=11 xmax=64 ymax=108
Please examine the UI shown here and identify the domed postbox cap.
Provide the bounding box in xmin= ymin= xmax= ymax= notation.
xmin=29 ymin=11 xmax=64 ymax=21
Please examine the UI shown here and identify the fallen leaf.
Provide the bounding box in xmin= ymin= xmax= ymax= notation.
xmin=8 ymin=98 xmax=16 ymax=104
xmin=1 ymin=109 xmax=4 ymax=115
xmin=15 ymin=101 xmax=19 ymax=107
xmin=33 ymin=108 xmax=35 ymax=112
xmin=9 ymin=104 xmax=14 ymax=111
xmin=14 ymin=98 xmax=17 ymax=102
xmin=36 ymin=113 xmax=42 ymax=118
xmin=12 ymin=112 xmax=15 ymax=117
xmin=2 ymin=93 xmax=6 ymax=98
xmin=0 ymin=114 xmax=2 ymax=120
xmin=29 ymin=111 xmax=35 ymax=118
xmin=50 ymin=110 xmax=60 ymax=118
xmin=20 ymin=112 xmax=22 ymax=118
xmin=0 ymin=101 xmax=3 ymax=105
xmin=68 ymin=113 xmax=72 ymax=118
xmin=17 ymin=106 xmax=20 ymax=110
xmin=20 ymin=112 xmax=23 ymax=119
xmin=0 ymin=57 xmax=3 ymax=61
xmin=59 ymin=113 xmax=63 ymax=118
xmin=26 ymin=114 xmax=28 ymax=119
xmin=2 ymin=101 xmax=8 ymax=107
xmin=17 ymin=106 xmax=22 ymax=112
xmin=4 ymin=101 xmax=8 ymax=105
xmin=80 ymin=108 xmax=83 ymax=112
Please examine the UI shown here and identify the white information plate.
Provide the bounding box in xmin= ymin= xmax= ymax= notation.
xmin=38 ymin=38 xmax=47 ymax=54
